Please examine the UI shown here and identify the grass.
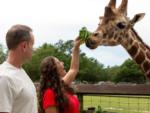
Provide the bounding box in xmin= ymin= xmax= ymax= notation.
xmin=83 ymin=95 xmax=150 ymax=113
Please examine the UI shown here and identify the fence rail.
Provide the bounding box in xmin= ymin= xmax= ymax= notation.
xmin=74 ymin=84 xmax=150 ymax=95
xmin=34 ymin=83 xmax=150 ymax=113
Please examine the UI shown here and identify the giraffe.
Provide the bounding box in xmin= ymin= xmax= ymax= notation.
xmin=85 ymin=0 xmax=150 ymax=81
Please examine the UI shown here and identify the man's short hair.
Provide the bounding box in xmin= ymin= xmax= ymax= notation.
xmin=6 ymin=24 xmax=33 ymax=50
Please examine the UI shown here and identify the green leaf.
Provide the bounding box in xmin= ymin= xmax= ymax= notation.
xmin=79 ymin=27 xmax=91 ymax=42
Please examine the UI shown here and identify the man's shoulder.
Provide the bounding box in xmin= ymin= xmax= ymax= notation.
xmin=0 ymin=61 xmax=6 ymax=69
xmin=0 ymin=62 xmax=10 ymax=76
xmin=0 ymin=62 xmax=14 ymax=76
xmin=0 ymin=62 xmax=23 ymax=84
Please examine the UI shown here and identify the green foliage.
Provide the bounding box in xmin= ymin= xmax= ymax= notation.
xmin=104 ymin=65 xmax=121 ymax=82
xmin=1 ymin=39 xmax=146 ymax=84
xmin=0 ymin=44 xmax=6 ymax=64
xmin=23 ymin=43 xmax=70 ymax=81
xmin=77 ymin=56 xmax=107 ymax=83
xmin=55 ymin=39 xmax=74 ymax=54
xmin=113 ymin=59 xmax=145 ymax=83
xmin=23 ymin=40 xmax=106 ymax=83
xmin=23 ymin=40 xmax=146 ymax=84
xmin=95 ymin=105 xmax=102 ymax=113
xmin=79 ymin=27 xmax=91 ymax=42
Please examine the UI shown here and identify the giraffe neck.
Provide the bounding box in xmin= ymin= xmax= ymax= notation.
xmin=121 ymin=29 xmax=150 ymax=80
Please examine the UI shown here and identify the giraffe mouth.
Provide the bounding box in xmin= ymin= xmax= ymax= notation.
xmin=85 ymin=39 xmax=98 ymax=49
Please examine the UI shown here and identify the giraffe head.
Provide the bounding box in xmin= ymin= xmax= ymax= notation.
xmin=86 ymin=0 xmax=145 ymax=49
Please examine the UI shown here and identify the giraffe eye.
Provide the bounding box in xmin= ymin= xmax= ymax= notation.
xmin=93 ymin=32 xmax=99 ymax=37
xmin=116 ymin=22 xmax=126 ymax=29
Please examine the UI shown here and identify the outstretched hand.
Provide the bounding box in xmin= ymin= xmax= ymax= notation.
xmin=74 ymin=37 xmax=83 ymax=48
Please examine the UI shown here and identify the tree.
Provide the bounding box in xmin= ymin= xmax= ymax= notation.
xmin=55 ymin=39 xmax=74 ymax=55
xmin=23 ymin=40 xmax=106 ymax=83
xmin=105 ymin=65 xmax=120 ymax=82
xmin=55 ymin=40 xmax=107 ymax=83
xmin=0 ymin=44 xmax=6 ymax=64
xmin=23 ymin=43 xmax=68 ymax=81
xmin=77 ymin=55 xmax=107 ymax=83
xmin=114 ymin=59 xmax=145 ymax=83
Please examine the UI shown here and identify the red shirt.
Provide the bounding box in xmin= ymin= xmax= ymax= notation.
xmin=43 ymin=88 xmax=80 ymax=113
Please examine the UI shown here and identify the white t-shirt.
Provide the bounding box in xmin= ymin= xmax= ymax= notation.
xmin=0 ymin=61 xmax=38 ymax=113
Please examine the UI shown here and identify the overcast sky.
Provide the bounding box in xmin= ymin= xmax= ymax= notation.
xmin=0 ymin=0 xmax=150 ymax=67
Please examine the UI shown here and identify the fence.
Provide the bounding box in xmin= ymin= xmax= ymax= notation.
xmin=74 ymin=83 xmax=150 ymax=113
xmin=80 ymin=94 xmax=150 ymax=113
xmin=35 ymin=83 xmax=150 ymax=113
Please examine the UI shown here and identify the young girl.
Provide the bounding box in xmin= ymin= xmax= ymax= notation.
xmin=38 ymin=38 xmax=81 ymax=113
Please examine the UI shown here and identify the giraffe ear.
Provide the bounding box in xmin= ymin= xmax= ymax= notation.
xmin=130 ymin=13 xmax=145 ymax=25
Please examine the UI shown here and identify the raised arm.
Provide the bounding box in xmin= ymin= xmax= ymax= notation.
xmin=62 ymin=38 xmax=81 ymax=85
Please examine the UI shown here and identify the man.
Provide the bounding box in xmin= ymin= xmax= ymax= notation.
xmin=0 ymin=25 xmax=37 ymax=113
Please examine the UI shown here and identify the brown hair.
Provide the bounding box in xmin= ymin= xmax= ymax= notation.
xmin=6 ymin=24 xmax=32 ymax=50
xmin=38 ymin=56 xmax=69 ymax=113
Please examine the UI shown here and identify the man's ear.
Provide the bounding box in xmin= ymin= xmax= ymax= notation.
xmin=20 ymin=41 xmax=27 ymax=51
xmin=130 ymin=13 xmax=145 ymax=26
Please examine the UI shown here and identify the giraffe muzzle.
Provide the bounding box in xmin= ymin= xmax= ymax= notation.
xmin=85 ymin=39 xmax=98 ymax=49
